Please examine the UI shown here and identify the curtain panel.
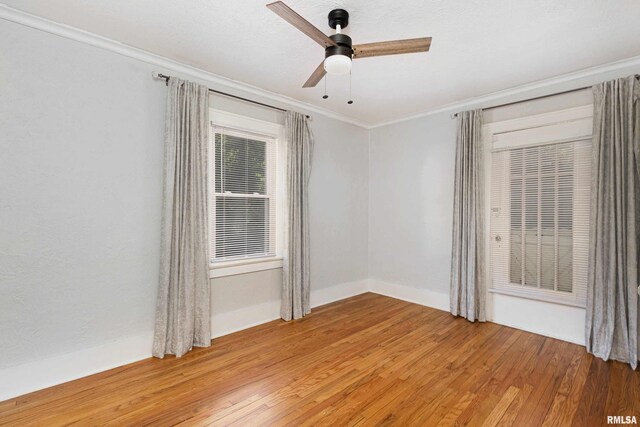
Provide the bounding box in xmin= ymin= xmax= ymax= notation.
xmin=586 ymin=75 xmax=639 ymax=369
xmin=281 ymin=111 xmax=314 ymax=321
xmin=152 ymin=77 xmax=211 ymax=358
xmin=450 ymin=109 xmax=486 ymax=322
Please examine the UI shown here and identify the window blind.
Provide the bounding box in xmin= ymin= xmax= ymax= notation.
xmin=489 ymin=122 xmax=591 ymax=307
xmin=209 ymin=126 xmax=277 ymax=263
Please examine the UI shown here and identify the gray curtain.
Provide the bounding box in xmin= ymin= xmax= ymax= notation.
xmin=450 ymin=109 xmax=486 ymax=322
xmin=281 ymin=111 xmax=314 ymax=321
xmin=152 ymin=77 xmax=211 ymax=358
xmin=586 ymin=75 xmax=639 ymax=369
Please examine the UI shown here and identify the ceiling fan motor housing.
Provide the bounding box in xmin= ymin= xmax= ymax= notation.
xmin=326 ymin=33 xmax=353 ymax=59
xmin=328 ymin=9 xmax=349 ymax=29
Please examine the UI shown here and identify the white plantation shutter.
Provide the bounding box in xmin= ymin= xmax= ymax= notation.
xmin=489 ymin=114 xmax=591 ymax=306
xmin=209 ymin=125 xmax=277 ymax=263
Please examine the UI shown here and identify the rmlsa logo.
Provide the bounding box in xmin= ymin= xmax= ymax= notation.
xmin=607 ymin=416 xmax=638 ymax=425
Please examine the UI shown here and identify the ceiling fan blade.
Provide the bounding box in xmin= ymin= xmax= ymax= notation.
xmin=303 ymin=61 xmax=326 ymax=88
xmin=353 ymin=37 xmax=432 ymax=59
xmin=266 ymin=1 xmax=337 ymax=48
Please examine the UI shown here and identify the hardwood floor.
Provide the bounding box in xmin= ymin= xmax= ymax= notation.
xmin=1 ymin=293 xmax=638 ymax=426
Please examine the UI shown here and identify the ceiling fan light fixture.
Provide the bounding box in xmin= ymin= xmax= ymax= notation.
xmin=324 ymin=32 xmax=353 ymax=75
xmin=324 ymin=54 xmax=352 ymax=75
xmin=266 ymin=2 xmax=432 ymax=88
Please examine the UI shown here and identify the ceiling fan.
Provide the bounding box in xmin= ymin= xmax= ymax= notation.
xmin=266 ymin=1 xmax=432 ymax=88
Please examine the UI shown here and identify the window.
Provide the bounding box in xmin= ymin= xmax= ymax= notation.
xmin=488 ymin=107 xmax=592 ymax=306
xmin=208 ymin=110 xmax=283 ymax=270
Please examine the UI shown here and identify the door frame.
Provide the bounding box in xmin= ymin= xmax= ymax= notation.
xmin=480 ymin=105 xmax=592 ymax=344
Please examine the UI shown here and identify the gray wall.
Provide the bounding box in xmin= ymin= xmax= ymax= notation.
xmin=368 ymin=112 xmax=457 ymax=295
xmin=0 ymin=19 xmax=369 ymax=369
xmin=309 ymin=114 xmax=369 ymax=288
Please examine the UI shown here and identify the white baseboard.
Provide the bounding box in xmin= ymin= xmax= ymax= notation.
xmin=212 ymin=278 xmax=370 ymax=339
xmin=311 ymin=279 xmax=370 ymax=307
xmin=0 ymin=279 xmax=369 ymax=402
xmin=369 ymin=279 xmax=585 ymax=346
xmin=489 ymin=293 xmax=585 ymax=345
xmin=369 ymin=279 xmax=450 ymax=312
xmin=212 ymin=279 xmax=584 ymax=349
xmin=211 ymin=300 xmax=281 ymax=340
xmin=0 ymin=332 xmax=154 ymax=402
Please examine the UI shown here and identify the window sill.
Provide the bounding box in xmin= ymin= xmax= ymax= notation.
xmin=209 ymin=257 xmax=283 ymax=279
xmin=488 ymin=288 xmax=585 ymax=308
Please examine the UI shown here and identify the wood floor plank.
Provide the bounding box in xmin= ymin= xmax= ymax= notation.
xmin=0 ymin=293 xmax=638 ymax=426
xmin=479 ymin=385 xmax=520 ymax=427
xmin=495 ymin=383 xmax=534 ymax=427
xmin=551 ymin=353 xmax=593 ymax=427
xmin=541 ymin=347 xmax=584 ymax=427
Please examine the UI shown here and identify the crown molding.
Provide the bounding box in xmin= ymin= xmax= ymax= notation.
xmin=372 ymin=55 xmax=640 ymax=129
xmin=0 ymin=3 xmax=372 ymax=129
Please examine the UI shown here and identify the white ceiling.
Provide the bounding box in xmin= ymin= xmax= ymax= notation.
xmin=4 ymin=0 xmax=640 ymax=125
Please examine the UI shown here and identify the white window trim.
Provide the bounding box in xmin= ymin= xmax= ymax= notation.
xmin=487 ymin=288 xmax=586 ymax=308
xmin=208 ymin=109 xmax=285 ymax=278
xmin=209 ymin=257 xmax=283 ymax=279
xmin=482 ymin=105 xmax=593 ymax=307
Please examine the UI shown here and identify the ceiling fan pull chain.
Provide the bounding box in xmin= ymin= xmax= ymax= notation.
xmin=322 ymin=75 xmax=328 ymax=99
xmin=348 ymin=70 xmax=353 ymax=105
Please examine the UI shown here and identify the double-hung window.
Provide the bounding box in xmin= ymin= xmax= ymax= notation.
xmin=208 ymin=110 xmax=283 ymax=272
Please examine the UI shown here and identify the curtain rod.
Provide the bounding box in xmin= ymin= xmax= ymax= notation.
xmin=450 ymin=74 xmax=640 ymax=119
xmin=153 ymin=72 xmax=309 ymax=118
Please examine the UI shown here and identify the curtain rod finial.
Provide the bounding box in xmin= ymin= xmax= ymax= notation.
xmin=152 ymin=72 xmax=169 ymax=85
